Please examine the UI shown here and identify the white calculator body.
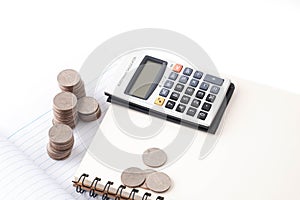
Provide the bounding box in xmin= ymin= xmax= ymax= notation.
xmin=105 ymin=48 xmax=235 ymax=133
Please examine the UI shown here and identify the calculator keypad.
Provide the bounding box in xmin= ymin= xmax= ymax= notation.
xmin=155 ymin=63 xmax=225 ymax=122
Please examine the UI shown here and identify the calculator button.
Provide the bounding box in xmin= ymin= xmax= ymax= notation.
xmin=180 ymin=95 xmax=190 ymax=104
xmin=204 ymin=74 xmax=224 ymax=86
xmin=186 ymin=107 xmax=197 ymax=117
xmin=179 ymin=75 xmax=189 ymax=84
xmin=196 ymin=90 xmax=205 ymax=99
xmin=170 ymin=92 xmax=180 ymax=101
xmin=159 ymin=88 xmax=169 ymax=97
xmin=169 ymin=72 xmax=178 ymax=81
xmin=206 ymin=94 xmax=216 ymax=103
xmin=164 ymin=80 xmax=174 ymax=89
xmin=154 ymin=97 xmax=165 ymax=106
xmin=202 ymin=102 xmax=212 ymax=111
xmin=199 ymin=82 xmax=210 ymax=91
xmin=197 ymin=111 xmax=208 ymax=120
xmin=183 ymin=67 xmax=193 ymax=76
xmin=176 ymin=104 xmax=186 ymax=113
xmin=210 ymin=86 xmax=220 ymax=94
xmin=173 ymin=64 xmax=183 ymax=73
xmin=174 ymin=83 xmax=184 ymax=92
xmin=189 ymin=79 xmax=199 ymax=87
xmin=185 ymin=87 xmax=195 ymax=96
xmin=191 ymin=99 xmax=201 ymax=108
xmin=193 ymin=71 xmax=203 ymax=79
xmin=165 ymin=100 xmax=175 ymax=109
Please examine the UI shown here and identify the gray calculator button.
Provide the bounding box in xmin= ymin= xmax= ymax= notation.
xmin=193 ymin=71 xmax=203 ymax=79
xmin=179 ymin=75 xmax=189 ymax=84
xmin=165 ymin=100 xmax=175 ymax=109
xmin=196 ymin=90 xmax=205 ymax=99
xmin=170 ymin=92 xmax=180 ymax=101
xmin=168 ymin=72 xmax=178 ymax=81
xmin=159 ymin=88 xmax=169 ymax=97
xmin=206 ymin=94 xmax=216 ymax=103
xmin=186 ymin=107 xmax=197 ymax=116
xmin=191 ymin=99 xmax=201 ymax=108
xmin=164 ymin=80 xmax=174 ymax=89
xmin=204 ymin=74 xmax=224 ymax=86
xmin=199 ymin=82 xmax=209 ymax=91
xmin=202 ymin=102 xmax=212 ymax=111
xmin=174 ymin=83 xmax=184 ymax=92
xmin=185 ymin=87 xmax=195 ymax=96
xmin=176 ymin=104 xmax=186 ymax=113
xmin=180 ymin=95 xmax=190 ymax=104
xmin=189 ymin=79 xmax=199 ymax=87
xmin=210 ymin=86 xmax=220 ymax=94
xmin=197 ymin=111 xmax=207 ymax=120
xmin=183 ymin=67 xmax=193 ymax=76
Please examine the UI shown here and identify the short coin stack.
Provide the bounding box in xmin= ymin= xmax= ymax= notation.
xmin=121 ymin=148 xmax=172 ymax=193
xmin=77 ymin=96 xmax=101 ymax=122
xmin=57 ymin=69 xmax=86 ymax=99
xmin=47 ymin=124 xmax=74 ymax=160
xmin=53 ymin=91 xmax=78 ymax=129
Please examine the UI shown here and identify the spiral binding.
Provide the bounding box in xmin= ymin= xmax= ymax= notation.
xmin=73 ymin=173 xmax=164 ymax=200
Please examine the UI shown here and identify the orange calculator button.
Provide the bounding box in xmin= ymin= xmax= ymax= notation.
xmin=173 ymin=64 xmax=183 ymax=73
xmin=154 ymin=97 xmax=165 ymax=106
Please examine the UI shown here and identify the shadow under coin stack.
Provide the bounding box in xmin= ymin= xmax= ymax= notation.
xmin=77 ymin=96 xmax=101 ymax=122
xmin=47 ymin=124 xmax=74 ymax=160
xmin=57 ymin=69 xmax=86 ymax=99
xmin=53 ymin=92 xmax=78 ymax=129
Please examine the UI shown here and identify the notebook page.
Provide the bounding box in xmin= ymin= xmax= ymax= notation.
xmin=0 ymin=136 xmax=74 ymax=200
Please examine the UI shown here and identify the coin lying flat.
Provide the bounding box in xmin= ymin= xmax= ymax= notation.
xmin=77 ymin=96 xmax=101 ymax=122
xmin=142 ymin=148 xmax=167 ymax=168
xmin=47 ymin=143 xmax=72 ymax=160
xmin=145 ymin=172 xmax=172 ymax=193
xmin=53 ymin=91 xmax=78 ymax=128
xmin=121 ymin=167 xmax=146 ymax=188
xmin=57 ymin=69 xmax=86 ymax=99
xmin=57 ymin=69 xmax=81 ymax=88
xmin=53 ymin=92 xmax=77 ymax=111
xmin=140 ymin=169 xmax=156 ymax=189
xmin=48 ymin=124 xmax=73 ymax=145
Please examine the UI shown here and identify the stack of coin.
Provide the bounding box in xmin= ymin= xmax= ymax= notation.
xmin=47 ymin=124 xmax=74 ymax=160
xmin=53 ymin=91 xmax=78 ymax=129
xmin=57 ymin=69 xmax=86 ymax=99
xmin=77 ymin=96 xmax=101 ymax=122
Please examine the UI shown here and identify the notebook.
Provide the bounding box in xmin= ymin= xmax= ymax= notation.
xmin=73 ymin=77 xmax=300 ymax=200
xmin=0 ymin=66 xmax=118 ymax=200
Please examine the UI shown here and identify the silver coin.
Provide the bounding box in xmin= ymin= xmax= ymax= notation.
xmin=53 ymin=92 xmax=77 ymax=111
xmin=49 ymin=136 xmax=74 ymax=151
xmin=141 ymin=169 xmax=156 ymax=189
xmin=142 ymin=148 xmax=167 ymax=168
xmin=47 ymin=143 xmax=72 ymax=160
xmin=121 ymin=167 xmax=146 ymax=188
xmin=77 ymin=96 xmax=99 ymax=115
xmin=145 ymin=172 xmax=172 ymax=193
xmin=57 ymin=69 xmax=81 ymax=88
xmin=48 ymin=124 xmax=73 ymax=145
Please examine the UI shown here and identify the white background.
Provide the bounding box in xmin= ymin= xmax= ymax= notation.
xmin=0 ymin=0 xmax=299 ymax=134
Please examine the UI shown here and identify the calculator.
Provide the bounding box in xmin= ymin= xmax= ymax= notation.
xmin=105 ymin=49 xmax=235 ymax=134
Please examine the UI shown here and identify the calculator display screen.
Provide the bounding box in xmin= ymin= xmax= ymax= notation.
xmin=125 ymin=56 xmax=167 ymax=100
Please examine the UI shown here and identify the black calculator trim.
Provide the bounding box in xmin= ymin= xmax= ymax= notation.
xmin=105 ymin=83 xmax=235 ymax=134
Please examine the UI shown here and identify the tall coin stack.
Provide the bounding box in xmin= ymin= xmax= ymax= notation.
xmin=53 ymin=91 xmax=78 ymax=129
xmin=47 ymin=124 xmax=74 ymax=160
xmin=57 ymin=69 xmax=86 ymax=99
